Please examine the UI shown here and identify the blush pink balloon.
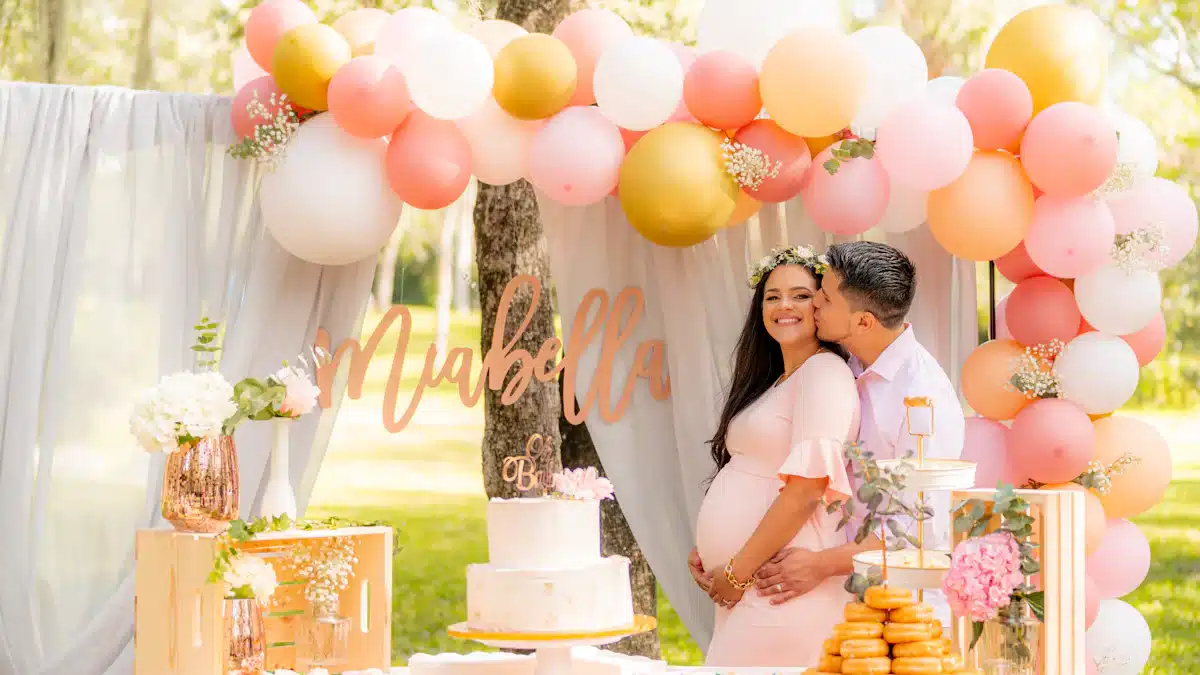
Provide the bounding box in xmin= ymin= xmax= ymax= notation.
xmin=528 ymin=106 xmax=624 ymax=206
xmin=231 ymin=76 xmax=303 ymax=138
xmin=1106 ymin=176 xmax=1199 ymax=268
xmin=875 ymin=100 xmax=974 ymax=191
xmin=552 ymin=8 xmax=633 ymax=107
xmin=802 ymin=144 xmax=889 ymax=235
xmin=1006 ymin=276 xmax=1081 ymax=347
xmin=955 ymin=69 xmax=1033 ymax=152
xmin=1085 ymin=575 xmax=1101 ymax=629
xmin=1020 ymin=102 xmax=1119 ymax=197
xmin=245 ymin=0 xmax=317 ymax=72
xmin=995 ymin=295 xmax=1013 ymax=340
xmin=457 ymin=98 xmax=543 ymax=187
xmin=684 ymin=51 xmax=761 ymax=130
xmin=1009 ymin=398 xmax=1096 ymax=484
xmin=734 ymin=120 xmax=811 ymax=203
xmin=963 ymin=417 xmax=1020 ymax=489
xmin=1086 ymin=650 xmax=1098 ymax=675
xmin=996 ymin=241 xmax=1045 ymax=283
xmin=1121 ymin=312 xmax=1167 ymax=364
xmin=1024 ymin=195 xmax=1116 ymax=278
xmin=1088 ymin=518 xmax=1152 ymax=600
xmin=327 ymin=56 xmax=413 ymax=139
xmin=665 ymin=42 xmax=698 ymax=123
xmin=386 ymin=111 xmax=471 ymax=210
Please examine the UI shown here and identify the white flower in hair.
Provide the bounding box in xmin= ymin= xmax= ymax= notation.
xmin=747 ymin=245 xmax=830 ymax=289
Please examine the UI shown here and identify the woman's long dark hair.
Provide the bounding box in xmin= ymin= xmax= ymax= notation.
xmin=707 ymin=264 xmax=848 ymax=482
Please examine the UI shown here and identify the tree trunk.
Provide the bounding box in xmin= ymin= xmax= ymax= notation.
xmin=454 ymin=187 xmax=475 ymax=315
xmin=375 ymin=211 xmax=404 ymax=310
xmin=132 ymin=0 xmax=155 ymax=89
xmin=40 ymin=0 xmax=65 ymax=83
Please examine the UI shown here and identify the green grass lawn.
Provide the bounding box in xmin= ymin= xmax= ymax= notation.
xmin=311 ymin=307 xmax=1198 ymax=671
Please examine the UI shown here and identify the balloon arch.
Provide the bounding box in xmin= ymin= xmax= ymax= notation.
xmin=229 ymin=1 xmax=1195 ymax=672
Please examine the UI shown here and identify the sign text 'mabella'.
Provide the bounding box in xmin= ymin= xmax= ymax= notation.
xmin=313 ymin=275 xmax=671 ymax=433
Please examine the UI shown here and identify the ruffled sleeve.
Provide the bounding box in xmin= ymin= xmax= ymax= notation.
xmin=776 ymin=352 xmax=860 ymax=503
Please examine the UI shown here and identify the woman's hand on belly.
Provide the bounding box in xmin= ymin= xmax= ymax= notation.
xmin=753 ymin=547 xmax=834 ymax=605
xmin=688 ymin=547 xmax=714 ymax=594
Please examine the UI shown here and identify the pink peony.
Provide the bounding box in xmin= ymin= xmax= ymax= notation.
xmin=273 ymin=366 xmax=320 ymax=417
xmin=551 ymin=467 xmax=615 ymax=501
xmin=942 ymin=531 xmax=1025 ymax=622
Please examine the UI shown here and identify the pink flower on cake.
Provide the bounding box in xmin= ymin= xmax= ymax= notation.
xmin=551 ymin=467 xmax=615 ymax=501
xmin=942 ymin=530 xmax=1024 ymax=622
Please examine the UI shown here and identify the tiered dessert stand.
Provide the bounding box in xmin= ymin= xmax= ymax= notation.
xmin=447 ymin=616 xmax=657 ymax=675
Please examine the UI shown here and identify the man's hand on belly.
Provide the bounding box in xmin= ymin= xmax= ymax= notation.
xmin=754 ymin=547 xmax=832 ymax=605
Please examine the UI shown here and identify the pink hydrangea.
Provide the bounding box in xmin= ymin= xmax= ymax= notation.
xmin=942 ymin=531 xmax=1025 ymax=622
xmin=551 ymin=467 xmax=615 ymax=501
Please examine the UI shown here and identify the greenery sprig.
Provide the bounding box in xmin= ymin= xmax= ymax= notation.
xmin=1022 ymin=452 xmax=1141 ymax=496
xmin=192 ymin=316 xmax=222 ymax=371
xmin=823 ymin=137 xmax=876 ymax=175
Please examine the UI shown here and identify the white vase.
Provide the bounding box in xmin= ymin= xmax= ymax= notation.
xmin=260 ymin=418 xmax=297 ymax=520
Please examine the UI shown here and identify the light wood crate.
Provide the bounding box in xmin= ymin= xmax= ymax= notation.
xmin=135 ymin=526 xmax=392 ymax=675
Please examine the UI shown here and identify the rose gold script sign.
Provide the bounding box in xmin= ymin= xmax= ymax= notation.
xmin=313 ymin=275 xmax=671 ymax=434
xmin=503 ymin=433 xmax=555 ymax=492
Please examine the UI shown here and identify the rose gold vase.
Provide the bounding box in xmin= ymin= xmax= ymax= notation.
xmin=225 ymin=598 xmax=266 ymax=674
xmin=161 ymin=435 xmax=239 ymax=533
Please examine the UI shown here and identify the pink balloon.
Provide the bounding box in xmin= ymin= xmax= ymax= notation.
xmin=1006 ymin=276 xmax=1081 ymax=347
xmin=1020 ymin=102 xmax=1118 ymax=197
xmin=1009 ymin=398 xmax=1095 ymax=484
xmin=233 ymin=45 xmax=268 ymax=91
xmin=875 ymin=100 xmax=974 ymax=191
xmin=734 ymin=120 xmax=811 ymax=203
xmin=1121 ymin=312 xmax=1167 ymax=364
xmin=1088 ymin=519 xmax=1151 ymax=599
xmin=995 ymin=241 xmax=1045 ymax=283
xmin=231 ymin=76 xmax=302 ymax=138
xmin=1086 ymin=650 xmax=1098 ymax=675
xmin=1024 ymin=195 xmax=1116 ymax=278
xmin=955 ymin=69 xmax=1033 ymax=152
xmin=457 ymin=98 xmax=543 ymax=187
xmin=802 ymin=144 xmax=889 ymax=235
xmin=386 ymin=111 xmax=471 ymax=210
xmin=1084 ymin=575 xmax=1101 ymax=629
xmin=528 ymin=107 xmax=624 ymax=206
xmin=1106 ymin=176 xmax=1199 ymax=268
xmin=245 ymin=0 xmax=317 ymax=73
xmin=327 ymin=56 xmax=413 ymax=139
xmin=995 ymin=295 xmax=1013 ymax=340
xmin=552 ymin=8 xmax=633 ymax=107
xmin=962 ymin=417 xmax=1020 ymax=489
xmin=684 ymin=51 xmax=761 ymax=130
xmin=665 ymin=42 xmax=698 ymax=123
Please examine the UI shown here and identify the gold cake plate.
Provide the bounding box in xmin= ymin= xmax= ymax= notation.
xmin=449 ymin=616 xmax=657 ymax=675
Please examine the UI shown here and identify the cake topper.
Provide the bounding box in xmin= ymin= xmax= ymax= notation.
xmin=501 ymin=433 xmax=555 ymax=493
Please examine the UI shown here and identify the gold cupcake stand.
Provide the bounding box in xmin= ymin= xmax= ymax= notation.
xmin=448 ymin=616 xmax=657 ymax=675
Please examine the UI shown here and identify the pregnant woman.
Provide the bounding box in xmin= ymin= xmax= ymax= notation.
xmin=691 ymin=246 xmax=860 ymax=667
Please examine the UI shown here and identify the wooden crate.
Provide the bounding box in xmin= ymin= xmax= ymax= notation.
xmin=949 ymin=489 xmax=1086 ymax=675
xmin=135 ymin=526 xmax=392 ymax=675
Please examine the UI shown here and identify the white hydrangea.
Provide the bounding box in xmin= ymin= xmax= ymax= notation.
xmin=224 ymin=553 xmax=278 ymax=604
xmin=129 ymin=371 xmax=238 ymax=453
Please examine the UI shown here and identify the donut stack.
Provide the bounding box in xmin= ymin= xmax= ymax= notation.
xmin=814 ymin=585 xmax=981 ymax=675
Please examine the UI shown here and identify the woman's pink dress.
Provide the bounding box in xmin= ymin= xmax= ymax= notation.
xmin=696 ymin=351 xmax=861 ymax=667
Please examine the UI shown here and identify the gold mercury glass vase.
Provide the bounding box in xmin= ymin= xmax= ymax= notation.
xmin=161 ymin=435 xmax=240 ymax=533
xmin=225 ymin=598 xmax=266 ymax=674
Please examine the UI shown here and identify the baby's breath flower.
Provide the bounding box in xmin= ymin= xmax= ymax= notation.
xmin=1007 ymin=340 xmax=1064 ymax=400
xmin=747 ymin=245 xmax=829 ymax=289
xmin=228 ymin=91 xmax=303 ymax=170
xmin=1112 ymin=226 xmax=1170 ymax=273
xmin=284 ymin=536 xmax=358 ymax=616
xmin=1094 ymin=162 xmax=1137 ymax=197
xmin=721 ymin=139 xmax=781 ymax=191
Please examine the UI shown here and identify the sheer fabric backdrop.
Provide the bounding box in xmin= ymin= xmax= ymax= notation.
xmin=0 ymin=83 xmax=376 ymax=675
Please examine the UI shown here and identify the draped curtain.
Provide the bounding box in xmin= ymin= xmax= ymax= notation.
xmin=0 ymin=83 xmax=375 ymax=675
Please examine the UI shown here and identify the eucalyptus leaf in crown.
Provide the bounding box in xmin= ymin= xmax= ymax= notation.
xmin=747 ymin=245 xmax=830 ymax=289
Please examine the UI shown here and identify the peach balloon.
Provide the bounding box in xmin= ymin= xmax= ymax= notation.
xmin=996 ymin=241 xmax=1045 ymax=284
xmin=733 ymin=119 xmax=811 ymax=203
xmin=760 ymin=27 xmax=867 ymax=138
xmin=802 ymin=144 xmax=890 ymax=235
xmin=245 ymin=0 xmax=317 ymax=72
xmin=927 ymin=150 xmax=1035 ymax=261
xmin=955 ymin=69 xmax=1033 ymax=152
xmin=332 ymin=8 xmax=389 ymax=57
xmin=231 ymin=76 xmax=301 ymax=138
xmin=1020 ymin=102 xmax=1119 ymax=197
xmin=727 ymin=191 xmax=762 ymax=227
xmin=1011 ymin=399 xmax=1096 ymax=485
xmin=874 ymin=99 xmax=974 ymax=191
xmin=683 ymin=51 xmax=761 ymax=130
xmin=1005 ymin=276 xmax=1081 ymax=347
xmin=472 ymin=19 xmax=528 ymax=58
xmin=1121 ymin=312 xmax=1166 ymax=365
xmin=961 ymin=339 xmax=1030 ymax=420
xmin=1024 ymin=195 xmax=1115 ymax=279
xmin=552 ymin=8 xmax=633 ymax=107
xmin=1043 ymin=482 xmax=1106 ymax=556
xmin=1093 ymin=416 xmax=1173 ymax=519
xmin=386 ymin=111 xmax=471 ymax=210
xmin=327 ymin=56 xmax=413 ymax=139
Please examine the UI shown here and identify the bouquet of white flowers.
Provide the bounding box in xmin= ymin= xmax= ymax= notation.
xmin=223 ymin=552 xmax=278 ymax=604
xmin=129 ymin=371 xmax=238 ymax=453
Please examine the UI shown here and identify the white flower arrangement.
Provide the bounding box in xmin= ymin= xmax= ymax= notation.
xmin=747 ymin=245 xmax=830 ymax=289
xmin=223 ymin=552 xmax=278 ymax=605
xmin=285 ymin=537 xmax=358 ymax=616
xmin=129 ymin=371 xmax=239 ymax=453
xmin=550 ymin=467 xmax=615 ymax=501
xmin=272 ymin=364 xmax=322 ymax=417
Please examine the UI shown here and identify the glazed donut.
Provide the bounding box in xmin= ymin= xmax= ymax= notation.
xmin=839 ymin=638 xmax=890 ymax=659
xmin=823 ymin=637 xmax=843 ymax=655
xmin=834 ymin=621 xmax=885 ymax=640
xmin=841 ymin=656 xmax=892 ymax=675
xmin=884 ymin=621 xmax=934 ymax=644
xmin=937 ymin=637 xmax=955 ymax=654
xmin=817 ymin=654 xmax=844 ymax=672
xmin=892 ymin=656 xmax=945 ymax=674
xmin=930 ymin=619 xmax=944 ymax=638
xmin=942 ymin=652 xmax=965 ymax=672
xmin=844 ymin=601 xmax=889 ymax=622
xmin=893 ymin=640 xmax=945 ymax=658
xmin=864 ymin=585 xmax=915 ymax=610
xmin=890 ymin=603 xmax=935 ymax=623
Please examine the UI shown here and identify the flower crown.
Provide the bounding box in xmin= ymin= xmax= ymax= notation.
xmin=747 ymin=246 xmax=830 ymax=289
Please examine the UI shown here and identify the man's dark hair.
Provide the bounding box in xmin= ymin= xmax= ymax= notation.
xmin=825 ymin=241 xmax=916 ymax=330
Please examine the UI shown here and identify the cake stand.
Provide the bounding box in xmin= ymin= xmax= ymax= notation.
xmin=448 ymin=616 xmax=656 ymax=675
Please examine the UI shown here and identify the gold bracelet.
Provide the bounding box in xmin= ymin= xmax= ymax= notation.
xmin=724 ymin=561 xmax=754 ymax=590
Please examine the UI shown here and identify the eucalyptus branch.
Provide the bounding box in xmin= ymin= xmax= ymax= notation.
xmin=191 ymin=316 xmax=223 ymax=371
xmin=1021 ymin=452 xmax=1141 ymax=495
xmin=823 ymin=137 xmax=876 ymax=175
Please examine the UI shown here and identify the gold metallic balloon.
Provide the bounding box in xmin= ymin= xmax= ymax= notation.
xmin=273 ymin=23 xmax=351 ymax=111
xmin=492 ymin=33 xmax=577 ymax=121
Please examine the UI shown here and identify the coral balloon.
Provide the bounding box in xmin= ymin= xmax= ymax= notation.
xmin=1010 ymin=399 xmax=1095 ymax=484
xmin=593 ymin=37 xmax=683 ymax=131
xmin=662 ymin=42 xmax=698 ymax=124
xmin=528 ymin=107 xmax=624 ymax=206
xmin=760 ymin=26 xmax=867 ymax=138
xmin=233 ymin=45 xmax=268 ymax=91
xmin=683 ymin=51 xmax=761 ymax=130
xmin=1074 ymin=264 xmax=1162 ymax=336
xmin=984 ymin=4 xmax=1109 ymax=113
xmin=927 ymin=150 xmax=1035 ymax=261
xmin=231 ymin=76 xmax=301 ymax=138
xmin=1106 ymin=176 xmax=1199 ymax=269
xmin=727 ymin=192 xmax=761 ymax=227
xmin=995 ymin=294 xmax=1012 ymax=340
xmin=405 ymin=31 xmax=493 ymax=121
xmin=1021 ymin=103 xmax=1118 ymax=197
xmin=1005 ymin=276 xmax=1081 ymax=347
xmin=1085 ymin=575 xmax=1101 ymax=629
xmin=327 ymin=56 xmax=412 ymax=139
xmin=1088 ymin=519 xmax=1151 ymax=600
xmin=1120 ymin=313 xmax=1166 ymax=365
xmin=1093 ymin=416 xmax=1172 ymax=519
xmin=272 ymin=23 xmax=352 ymax=111
xmin=802 ymin=144 xmax=889 ymax=236
xmin=955 ymin=69 xmax=1033 ymax=152
xmin=245 ymin=0 xmax=317 ymax=72
xmin=492 ymin=34 xmax=577 ymax=121
xmin=456 ymin=98 xmax=542 ymax=186
xmin=471 ymin=19 xmax=527 ymax=57
xmin=995 ymin=241 xmax=1045 ymax=284
xmin=732 ymin=120 xmax=811 ymax=203
xmin=875 ymin=99 xmax=974 ymax=191
xmin=552 ymin=8 xmax=633 ymax=107
xmin=961 ymin=339 xmax=1029 ymax=420
xmin=1024 ymin=195 xmax=1116 ymax=278
xmin=962 ymin=417 xmax=1019 ymax=489
xmin=875 ymin=184 xmax=928 ymax=234
xmin=332 ymin=8 xmax=389 ymax=56
xmin=849 ymin=26 xmax=929 ymax=133
xmin=1056 ymin=332 xmax=1140 ymax=415
xmin=1043 ymin=482 xmax=1106 ymax=556
xmin=386 ymin=111 xmax=471 ymax=210
xmin=373 ymin=7 xmax=452 ymax=76
xmin=618 ymin=123 xmax=739 ymax=248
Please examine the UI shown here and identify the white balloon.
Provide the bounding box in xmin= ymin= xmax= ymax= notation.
xmin=374 ymin=7 xmax=453 ymax=76
xmin=593 ymin=37 xmax=683 ymax=131
xmin=696 ymin=0 xmax=840 ymax=69
xmin=1055 ymin=332 xmax=1140 ymax=414
xmin=1086 ymin=599 xmax=1152 ymax=675
xmin=406 ymin=31 xmax=493 ymax=120
xmin=876 ymin=183 xmax=928 ymax=233
xmin=926 ymin=76 xmax=965 ymax=106
xmin=1107 ymin=110 xmax=1159 ymax=184
xmin=1074 ymin=264 xmax=1162 ymax=335
xmin=456 ymin=98 xmax=542 ymax=186
xmin=260 ymin=114 xmax=402 ymax=266
xmin=232 ymin=45 xmax=267 ymax=92
xmin=850 ymin=26 xmax=929 ymax=135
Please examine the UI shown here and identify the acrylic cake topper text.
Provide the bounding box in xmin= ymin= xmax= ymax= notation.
xmin=502 ymin=433 xmax=555 ymax=493
xmin=312 ymin=275 xmax=671 ymax=434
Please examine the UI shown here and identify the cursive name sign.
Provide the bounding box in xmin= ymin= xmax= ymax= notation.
xmin=313 ymin=275 xmax=671 ymax=434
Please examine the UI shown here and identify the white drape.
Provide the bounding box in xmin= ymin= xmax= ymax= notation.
xmin=540 ymin=196 xmax=978 ymax=650
xmin=0 ymin=83 xmax=375 ymax=675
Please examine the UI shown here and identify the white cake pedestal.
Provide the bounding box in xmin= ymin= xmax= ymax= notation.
xmin=448 ymin=616 xmax=656 ymax=675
